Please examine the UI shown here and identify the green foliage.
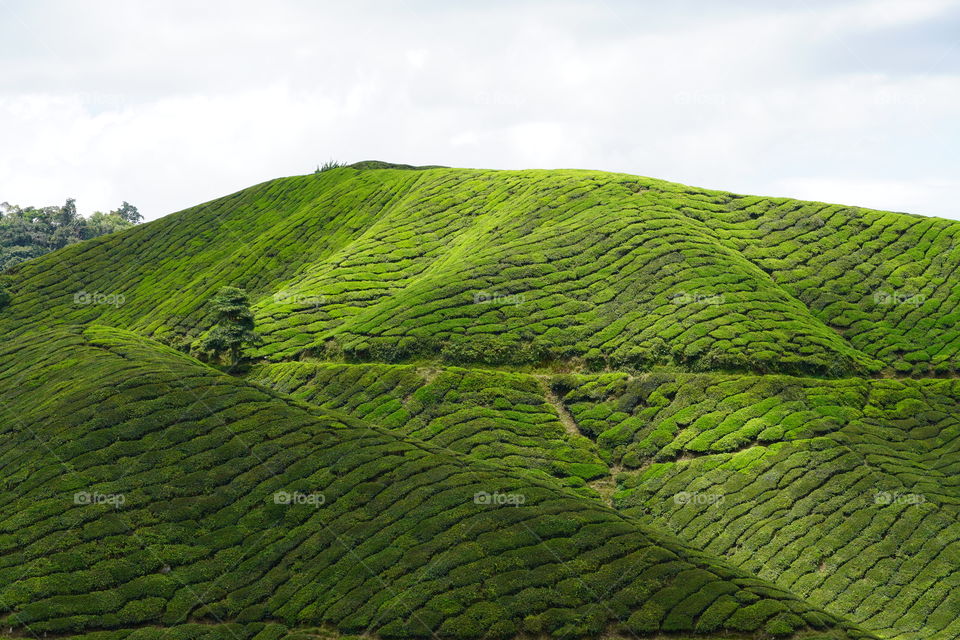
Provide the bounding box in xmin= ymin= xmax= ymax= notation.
xmin=6 ymin=165 xmax=960 ymax=375
xmin=113 ymin=201 xmax=143 ymax=224
xmin=199 ymin=287 xmax=261 ymax=365
xmin=0 ymin=327 xmax=867 ymax=639
xmin=605 ymin=372 xmax=960 ymax=640
xmin=3 ymin=163 xmax=959 ymax=640
xmin=315 ymin=160 xmax=345 ymax=173
xmin=248 ymin=359 xmax=960 ymax=639
xmin=0 ymin=199 xmax=139 ymax=270
xmin=248 ymin=362 xmax=606 ymax=486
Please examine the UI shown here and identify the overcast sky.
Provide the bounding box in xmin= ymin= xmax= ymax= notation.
xmin=2 ymin=0 xmax=959 ymax=221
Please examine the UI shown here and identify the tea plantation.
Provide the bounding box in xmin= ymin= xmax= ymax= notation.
xmin=6 ymin=163 xmax=960 ymax=376
xmin=2 ymin=163 xmax=960 ymax=639
xmin=248 ymin=363 xmax=960 ymax=639
xmin=0 ymin=327 xmax=867 ymax=640
xmin=247 ymin=362 xmax=606 ymax=489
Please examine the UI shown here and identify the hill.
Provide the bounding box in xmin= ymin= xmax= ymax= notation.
xmin=248 ymin=362 xmax=960 ymax=639
xmin=5 ymin=164 xmax=960 ymax=376
xmin=2 ymin=163 xmax=959 ymax=639
xmin=0 ymin=326 xmax=867 ymax=640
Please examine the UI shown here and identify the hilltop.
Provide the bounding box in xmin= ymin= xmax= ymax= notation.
xmin=1 ymin=163 xmax=959 ymax=640
xmin=5 ymin=163 xmax=960 ymax=377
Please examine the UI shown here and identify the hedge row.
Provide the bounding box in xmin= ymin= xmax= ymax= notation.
xmin=248 ymin=362 xmax=606 ymax=488
xmin=552 ymin=370 xmax=960 ymax=639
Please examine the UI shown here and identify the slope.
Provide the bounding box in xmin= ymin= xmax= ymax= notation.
xmin=3 ymin=163 xmax=960 ymax=640
xmin=0 ymin=325 xmax=869 ymax=640
xmin=248 ymin=362 xmax=960 ymax=639
xmin=10 ymin=164 xmax=960 ymax=374
xmin=248 ymin=362 xmax=607 ymax=490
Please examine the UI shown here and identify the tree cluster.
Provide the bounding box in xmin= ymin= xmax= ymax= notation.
xmin=0 ymin=198 xmax=142 ymax=270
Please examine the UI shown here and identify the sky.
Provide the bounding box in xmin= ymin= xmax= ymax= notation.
xmin=1 ymin=0 xmax=960 ymax=221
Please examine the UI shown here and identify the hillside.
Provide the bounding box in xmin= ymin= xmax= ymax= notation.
xmin=1 ymin=163 xmax=959 ymax=639
xmin=248 ymin=361 xmax=960 ymax=638
xmin=0 ymin=326 xmax=867 ymax=640
xmin=5 ymin=164 xmax=960 ymax=376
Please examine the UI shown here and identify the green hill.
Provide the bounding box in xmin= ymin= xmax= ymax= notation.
xmin=248 ymin=363 xmax=960 ymax=639
xmin=0 ymin=326 xmax=866 ymax=640
xmin=2 ymin=163 xmax=960 ymax=639
xmin=7 ymin=164 xmax=960 ymax=376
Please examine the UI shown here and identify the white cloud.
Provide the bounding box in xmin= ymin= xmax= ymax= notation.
xmin=815 ymin=0 xmax=959 ymax=34
xmin=0 ymin=0 xmax=958 ymax=220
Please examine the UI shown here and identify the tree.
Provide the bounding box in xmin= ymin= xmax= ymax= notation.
xmin=84 ymin=210 xmax=134 ymax=238
xmin=0 ymin=283 xmax=9 ymax=310
xmin=114 ymin=201 xmax=142 ymax=224
xmin=55 ymin=198 xmax=78 ymax=227
xmin=199 ymin=286 xmax=261 ymax=366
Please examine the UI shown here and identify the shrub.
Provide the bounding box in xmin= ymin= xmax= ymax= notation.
xmin=315 ymin=160 xmax=346 ymax=172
